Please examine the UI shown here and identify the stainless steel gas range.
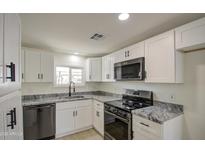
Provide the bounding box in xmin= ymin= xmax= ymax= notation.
xmin=104 ymin=90 xmax=153 ymax=140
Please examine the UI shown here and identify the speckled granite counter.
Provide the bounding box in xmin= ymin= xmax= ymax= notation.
xmin=132 ymin=101 xmax=183 ymax=124
xmin=22 ymin=91 xmax=122 ymax=106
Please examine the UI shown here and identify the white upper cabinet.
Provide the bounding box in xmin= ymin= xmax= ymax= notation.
xmin=86 ymin=57 xmax=102 ymax=82
xmin=40 ymin=52 xmax=54 ymax=82
xmin=25 ymin=49 xmax=41 ymax=82
xmin=114 ymin=41 xmax=145 ymax=63
xmin=145 ymin=30 xmax=184 ymax=83
xmin=102 ymin=53 xmax=115 ymax=82
xmin=4 ymin=14 xmax=21 ymax=85
xmin=24 ymin=48 xmax=54 ymax=83
xmin=175 ymin=17 xmax=205 ymax=51
xmin=0 ymin=14 xmax=21 ymax=97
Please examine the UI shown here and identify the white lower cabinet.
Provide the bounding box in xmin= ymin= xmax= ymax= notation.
xmin=56 ymin=99 xmax=92 ymax=138
xmin=132 ymin=114 xmax=183 ymax=140
xmin=56 ymin=107 xmax=76 ymax=136
xmin=0 ymin=91 xmax=23 ymax=140
xmin=75 ymin=106 xmax=92 ymax=130
xmin=93 ymin=100 xmax=104 ymax=135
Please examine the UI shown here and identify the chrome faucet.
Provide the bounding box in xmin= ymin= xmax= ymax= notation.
xmin=68 ymin=81 xmax=75 ymax=97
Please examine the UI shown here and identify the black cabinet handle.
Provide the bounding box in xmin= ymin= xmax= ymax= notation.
xmin=13 ymin=108 xmax=17 ymax=126
xmin=41 ymin=74 xmax=43 ymax=79
xmin=6 ymin=110 xmax=14 ymax=129
xmin=140 ymin=122 xmax=150 ymax=127
xmin=6 ymin=62 xmax=15 ymax=82
xmin=127 ymin=51 xmax=129 ymax=57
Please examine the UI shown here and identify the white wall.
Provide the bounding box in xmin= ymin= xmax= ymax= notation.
xmin=98 ymin=49 xmax=205 ymax=139
xmin=21 ymin=48 xmax=99 ymax=95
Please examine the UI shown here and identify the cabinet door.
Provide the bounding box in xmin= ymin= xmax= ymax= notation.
xmin=21 ymin=49 xmax=25 ymax=82
xmin=4 ymin=92 xmax=23 ymax=140
xmin=102 ymin=55 xmax=109 ymax=81
xmin=101 ymin=56 xmax=106 ymax=81
xmin=0 ymin=102 xmax=5 ymax=140
xmin=0 ymin=14 xmax=3 ymax=84
xmin=56 ymin=108 xmax=75 ymax=137
xmin=93 ymin=107 xmax=98 ymax=130
xmin=102 ymin=55 xmax=115 ymax=82
xmin=25 ymin=50 xmax=41 ymax=82
xmin=93 ymin=100 xmax=104 ymax=135
xmin=90 ymin=58 xmax=102 ymax=81
xmin=4 ymin=14 xmax=20 ymax=84
xmin=97 ymin=108 xmax=104 ymax=135
xmin=114 ymin=49 xmax=125 ymax=63
xmin=40 ymin=52 xmax=54 ymax=82
xmin=175 ymin=17 xmax=205 ymax=51
xmin=126 ymin=41 xmax=145 ymax=60
xmin=86 ymin=59 xmax=91 ymax=81
xmin=109 ymin=53 xmax=115 ymax=82
xmin=75 ymin=106 xmax=92 ymax=130
xmin=145 ymin=30 xmax=175 ymax=83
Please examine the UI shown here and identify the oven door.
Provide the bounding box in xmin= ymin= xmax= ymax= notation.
xmin=104 ymin=110 xmax=131 ymax=140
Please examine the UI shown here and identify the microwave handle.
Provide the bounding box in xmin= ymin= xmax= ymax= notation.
xmin=138 ymin=71 xmax=142 ymax=78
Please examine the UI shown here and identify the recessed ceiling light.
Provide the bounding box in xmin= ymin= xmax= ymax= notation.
xmin=118 ymin=13 xmax=130 ymax=21
xmin=74 ymin=52 xmax=79 ymax=55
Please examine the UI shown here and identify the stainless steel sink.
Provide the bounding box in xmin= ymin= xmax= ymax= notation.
xmin=63 ymin=95 xmax=85 ymax=99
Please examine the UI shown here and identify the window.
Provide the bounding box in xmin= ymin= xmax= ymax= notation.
xmin=55 ymin=66 xmax=84 ymax=86
xmin=71 ymin=68 xmax=83 ymax=84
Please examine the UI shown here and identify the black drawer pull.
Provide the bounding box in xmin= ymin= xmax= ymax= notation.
xmin=6 ymin=62 xmax=15 ymax=82
xmin=13 ymin=108 xmax=17 ymax=126
xmin=140 ymin=122 xmax=150 ymax=127
xmin=7 ymin=109 xmax=14 ymax=129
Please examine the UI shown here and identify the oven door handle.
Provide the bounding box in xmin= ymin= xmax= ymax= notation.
xmin=104 ymin=110 xmax=129 ymax=124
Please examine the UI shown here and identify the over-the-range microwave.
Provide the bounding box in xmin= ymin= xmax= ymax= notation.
xmin=114 ymin=57 xmax=145 ymax=81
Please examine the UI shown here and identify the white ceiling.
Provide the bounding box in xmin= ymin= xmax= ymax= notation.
xmin=20 ymin=13 xmax=205 ymax=57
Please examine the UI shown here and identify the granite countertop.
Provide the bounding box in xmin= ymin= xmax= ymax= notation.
xmin=132 ymin=101 xmax=183 ymax=124
xmin=22 ymin=92 xmax=122 ymax=106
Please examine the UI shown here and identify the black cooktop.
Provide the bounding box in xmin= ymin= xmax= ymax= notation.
xmin=105 ymin=90 xmax=153 ymax=112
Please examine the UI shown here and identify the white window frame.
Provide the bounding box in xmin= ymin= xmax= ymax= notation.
xmin=54 ymin=65 xmax=85 ymax=87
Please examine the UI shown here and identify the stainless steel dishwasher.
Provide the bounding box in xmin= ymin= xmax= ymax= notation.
xmin=23 ymin=104 xmax=56 ymax=140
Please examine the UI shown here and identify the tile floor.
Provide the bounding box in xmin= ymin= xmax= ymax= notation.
xmin=57 ymin=129 xmax=103 ymax=140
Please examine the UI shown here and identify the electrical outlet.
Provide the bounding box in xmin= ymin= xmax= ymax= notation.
xmin=170 ymin=94 xmax=175 ymax=101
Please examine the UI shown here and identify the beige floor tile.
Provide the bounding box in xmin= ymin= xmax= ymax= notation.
xmin=57 ymin=129 xmax=103 ymax=140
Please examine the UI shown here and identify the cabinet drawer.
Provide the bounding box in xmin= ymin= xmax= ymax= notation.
xmin=133 ymin=130 xmax=161 ymax=140
xmin=75 ymin=99 xmax=92 ymax=108
xmin=93 ymin=100 xmax=103 ymax=110
xmin=56 ymin=102 xmax=76 ymax=110
xmin=57 ymin=99 xmax=92 ymax=110
xmin=133 ymin=114 xmax=162 ymax=138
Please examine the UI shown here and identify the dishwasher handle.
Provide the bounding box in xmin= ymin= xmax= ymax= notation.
xmin=25 ymin=104 xmax=55 ymax=110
